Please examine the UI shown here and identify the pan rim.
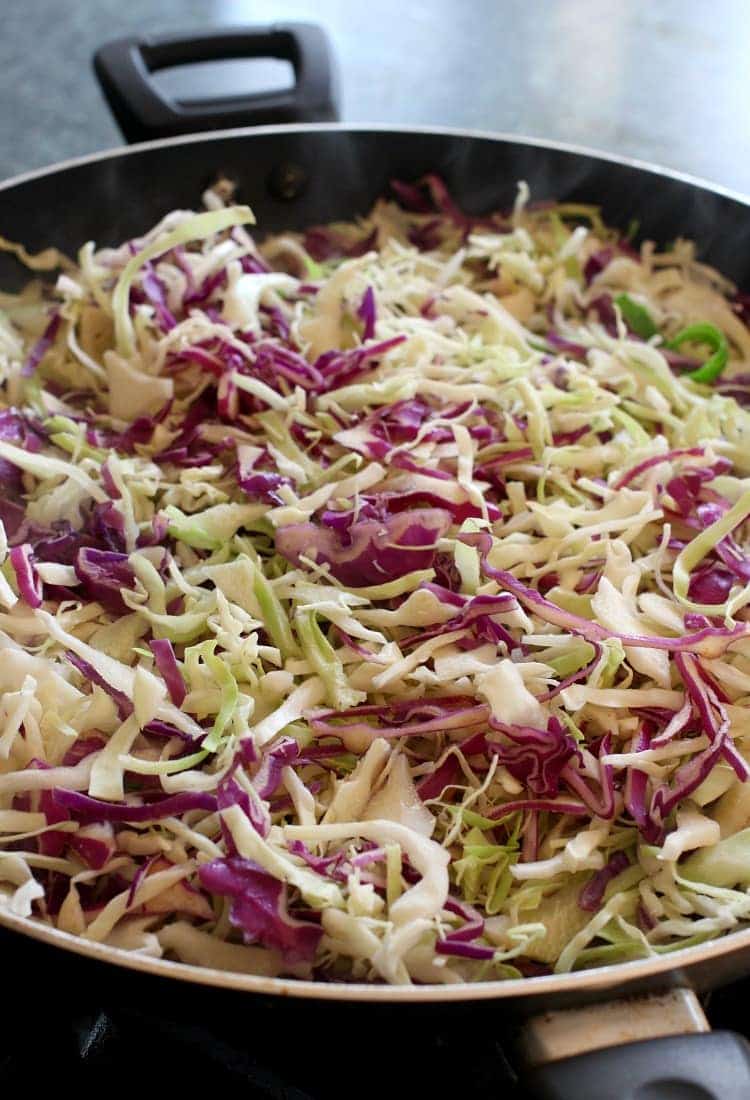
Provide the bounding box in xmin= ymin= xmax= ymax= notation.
xmin=2 ymin=904 xmax=749 ymax=1001
xmin=0 ymin=121 xmax=748 ymax=207
xmin=1 ymin=120 xmax=749 ymax=1002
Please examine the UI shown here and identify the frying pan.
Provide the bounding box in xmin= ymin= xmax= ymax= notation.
xmin=1 ymin=23 xmax=750 ymax=1098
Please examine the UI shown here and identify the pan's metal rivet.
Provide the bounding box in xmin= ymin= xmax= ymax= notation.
xmin=267 ymin=162 xmax=308 ymax=201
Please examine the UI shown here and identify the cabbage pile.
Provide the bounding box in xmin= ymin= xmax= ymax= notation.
xmin=0 ymin=175 xmax=749 ymax=984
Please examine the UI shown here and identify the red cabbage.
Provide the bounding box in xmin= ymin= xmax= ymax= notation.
xmin=614 ymin=447 xmax=707 ymax=490
xmin=14 ymin=520 xmax=84 ymax=563
xmin=399 ymin=591 xmax=518 ymax=651
xmin=100 ymin=461 xmax=120 ymax=498
xmin=259 ymin=304 xmax=291 ymax=342
xmin=0 ymin=408 xmax=45 ymax=450
xmin=333 ymin=625 xmax=376 ymax=659
xmin=357 ymin=286 xmax=376 ymax=341
xmin=409 ymin=216 xmax=442 ymax=252
xmin=391 ymin=174 xmax=497 ymax=232
xmin=149 ymin=638 xmax=187 ymax=706
xmin=350 ymin=845 xmax=387 ymax=870
xmin=475 ymin=426 xmax=590 ymax=479
xmin=356 ymin=397 xmax=452 ymax=448
xmin=183 ymin=268 xmax=228 ymax=307
xmin=718 ymin=734 xmax=750 ymax=785
xmin=68 ymin=821 xmax=116 ymax=870
xmin=0 ymin=411 xmax=46 ymax=535
xmin=53 ymin=788 xmax=217 ymax=822
xmin=416 ymin=755 xmax=462 ymax=801
xmin=237 ymin=447 xmax=291 ymax=505
xmin=253 ymin=737 xmax=299 ymax=799
xmin=27 ymin=760 xmax=69 ymax=857
xmin=589 ymin=294 xmax=618 ymax=335
xmin=418 ymin=581 xmax=466 ymax=609
xmin=126 ymin=853 xmax=159 ymax=907
xmin=651 ymin=700 xmax=693 ymax=749
xmin=154 ymin=397 xmax=230 ymax=467
xmin=138 ymin=513 xmax=170 ymax=548
xmin=578 ymin=850 xmax=630 ymax=911
xmin=662 ymin=348 xmax=702 ymax=371
xmin=9 ymin=544 xmax=43 ymax=607
xmin=522 ymin=808 xmax=540 ymax=862
xmin=638 ymin=903 xmax=657 ymax=932
xmin=198 ymin=855 xmax=323 ymax=962
xmin=488 ymin=795 xmax=587 ymax=821
xmin=65 ymin=646 xmax=134 ymax=717
xmin=85 ymin=501 xmax=127 ymax=553
xmin=86 ymin=402 xmax=170 ymax=452
xmin=717 ymin=372 xmax=750 ymax=406
xmin=443 ymin=895 xmax=485 ymax=941
xmin=74 ymin=547 xmax=135 ymax=613
xmin=142 ymin=719 xmax=200 ymax=744
xmin=0 ymin=499 xmax=25 ymax=539
xmin=390 ymin=178 xmax=434 ymax=214
xmin=303 ymin=225 xmax=377 ymax=262
xmin=435 ymin=939 xmax=495 ymax=961
xmin=22 ymin=311 xmax=61 ymax=377
xmin=667 ymin=472 xmax=718 ymax=516
xmin=559 ymin=734 xmax=615 ymax=818
xmin=688 ymin=564 xmax=735 ymax=604
xmin=62 ymin=736 xmax=106 ymax=767
xmin=276 ymin=507 xmax=452 ymax=587
xmin=624 ymin=724 xmax=660 ymax=841
xmin=488 ymin=716 xmax=580 ymax=798
xmin=715 ymin=535 xmax=750 ymax=583
xmin=287 ymin=839 xmax=347 ymax=881
xmin=141 ymin=263 xmax=177 ymax=331
xmin=218 ymin=771 xmax=269 ymax=844
xmin=236 ymin=737 xmax=258 ymax=766
xmin=648 ymin=654 xmax=742 ymax=830
xmin=661 ymin=471 xmax=750 ymax=585
xmin=239 ymin=250 xmax=271 ymax=274
xmin=296 ymin=742 xmax=348 ymax=765
xmin=365 ymin=486 xmax=502 ymax=524
xmin=574 ymin=570 xmax=602 ymax=595
xmin=247 ymin=341 xmax=325 ymax=392
xmin=310 ymin=696 xmax=489 ymax=742
xmin=583 ymin=248 xmax=614 ymax=285
xmin=465 ymin=530 xmax=749 ymax=658
xmin=546 ymin=331 xmax=589 ymax=359
xmin=169 ymin=346 xmax=224 ymax=375
xmin=312 ymin=335 xmax=406 ymax=393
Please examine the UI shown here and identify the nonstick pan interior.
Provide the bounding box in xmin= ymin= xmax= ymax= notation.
xmin=1 ymin=125 xmax=748 ymax=289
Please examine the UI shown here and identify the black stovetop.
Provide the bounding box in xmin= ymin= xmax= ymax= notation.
xmin=2 ymin=923 xmax=749 ymax=1098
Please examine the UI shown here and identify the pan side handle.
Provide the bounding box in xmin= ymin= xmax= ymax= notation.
xmin=519 ymin=988 xmax=750 ymax=1099
xmin=93 ymin=24 xmax=339 ymax=144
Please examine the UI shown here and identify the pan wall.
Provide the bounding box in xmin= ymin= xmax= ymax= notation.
xmin=1 ymin=128 xmax=748 ymax=289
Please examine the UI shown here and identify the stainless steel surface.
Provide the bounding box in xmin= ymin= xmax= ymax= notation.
xmin=1 ymin=0 xmax=749 ymax=192
xmin=520 ymin=989 xmax=709 ymax=1065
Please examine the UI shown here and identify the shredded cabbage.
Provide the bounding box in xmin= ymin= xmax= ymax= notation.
xmin=1 ymin=177 xmax=749 ymax=985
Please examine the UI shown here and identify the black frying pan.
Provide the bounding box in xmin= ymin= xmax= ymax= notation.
xmin=1 ymin=24 xmax=750 ymax=1099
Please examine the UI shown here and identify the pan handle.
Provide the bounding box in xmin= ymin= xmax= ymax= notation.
xmin=524 ymin=1031 xmax=750 ymax=1099
xmin=93 ymin=24 xmax=339 ymax=144
xmin=520 ymin=989 xmax=750 ymax=1099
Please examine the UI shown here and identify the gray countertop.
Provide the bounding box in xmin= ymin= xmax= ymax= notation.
xmin=1 ymin=0 xmax=749 ymax=194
